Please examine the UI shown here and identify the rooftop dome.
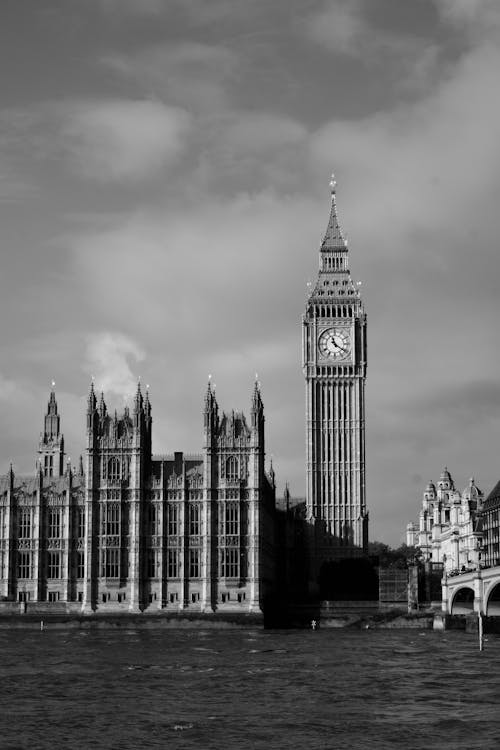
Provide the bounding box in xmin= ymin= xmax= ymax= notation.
xmin=462 ymin=477 xmax=482 ymax=502
xmin=439 ymin=467 xmax=452 ymax=483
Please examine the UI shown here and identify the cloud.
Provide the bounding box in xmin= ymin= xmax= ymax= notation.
xmin=104 ymin=43 xmax=238 ymax=114
xmin=0 ymin=373 xmax=22 ymax=402
xmin=435 ymin=0 xmax=500 ymax=30
xmin=85 ymin=332 xmax=145 ymax=401
xmin=307 ymin=0 xmax=366 ymax=56
xmin=61 ymin=99 xmax=191 ymax=181
xmin=306 ymin=0 xmax=442 ymax=95
xmin=97 ymin=0 xmax=165 ymax=15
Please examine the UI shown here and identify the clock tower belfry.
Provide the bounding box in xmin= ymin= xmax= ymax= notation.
xmin=303 ymin=176 xmax=368 ymax=571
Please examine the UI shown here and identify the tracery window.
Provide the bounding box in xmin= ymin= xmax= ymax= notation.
xmin=224 ymin=502 xmax=239 ymax=536
xmin=44 ymin=455 xmax=54 ymax=477
xmin=167 ymin=504 xmax=178 ymax=536
xmin=19 ymin=509 xmax=31 ymax=538
xmin=48 ymin=551 xmax=61 ymax=579
xmin=17 ymin=551 xmax=31 ymax=579
xmin=108 ymin=457 xmax=121 ymax=482
xmin=226 ymin=456 xmax=239 ymax=481
xmin=167 ymin=548 xmax=179 ymax=578
xmin=108 ymin=456 xmax=121 ymax=482
xmin=189 ymin=503 xmax=201 ymax=536
xmin=48 ymin=509 xmax=61 ymax=538
xmin=220 ymin=548 xmax=239 ymax=578
xmin=77 ymin=507 xmax=85 ymax=538
xmin=149 ymin=504 xmax=159 ymax=535
xmin=101 ymin=548 xmax=119 ymax=578
xmin=105 ymin=504 xmax=120 ymax=536
xmin=189 ymin=548 xmax=200 ymax=578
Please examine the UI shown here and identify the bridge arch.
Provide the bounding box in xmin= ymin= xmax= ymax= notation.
xmin=451 ymin=586 xmax=475 ymax=615
xmin=486 ymin=582 xmax=500 ymax=616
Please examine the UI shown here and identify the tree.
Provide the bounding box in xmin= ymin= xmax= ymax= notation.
xmin=368 ymin=541 xmax=420 ymax=569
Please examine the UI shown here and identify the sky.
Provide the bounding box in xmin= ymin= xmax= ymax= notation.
xmin=0 ymin=0 xmax=499 ymax=546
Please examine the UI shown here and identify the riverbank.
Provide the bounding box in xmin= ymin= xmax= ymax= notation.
xmin=1 ymin=606 xmax=498 ymax=631
xmin=0 ymin=611 xmax=264 ymax=629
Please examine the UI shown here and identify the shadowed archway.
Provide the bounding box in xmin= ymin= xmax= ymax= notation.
xmin=451 ymin=587 xmax=474 ymax=615
xmin=486 ymin=583 xmax=500 ymax=616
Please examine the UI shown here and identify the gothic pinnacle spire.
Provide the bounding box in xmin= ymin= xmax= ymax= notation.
xmin=134 ymin=379 xmax=143 ymax=412
xmin=98 ymin=391 xmax=106 ymax=417
xmin=251 ymin=376 xmax=264 ymax=414
xmin=322 ymin=172 xmax=347 ymax=251
xmin=87 ymin=380 xmax=97 ymax=412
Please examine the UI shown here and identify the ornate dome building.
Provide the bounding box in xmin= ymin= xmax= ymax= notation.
xmin=407 ymin=468 xmax=484 ymax=574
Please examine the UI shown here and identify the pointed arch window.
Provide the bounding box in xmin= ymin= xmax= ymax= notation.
xmin=226 ymin=456 xmax=239 ymax=481
xmin=105 ymin=503 xmax=120 ymax=536
xmin=44 ymin=454 xmax=54 ymax=477
xmin=189 ymin=503 xmax=201 ymax=536
xmin=48 ymin=509 xmax=61 ymax=539
xmin=19 ymin=509 xmax=31 ymax=538
xmin=108 ymin=457 xmax=120 ymax=482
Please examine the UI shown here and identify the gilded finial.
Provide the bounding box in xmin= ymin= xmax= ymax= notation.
xmin=329 ymin=172 xmax=337 ymax=194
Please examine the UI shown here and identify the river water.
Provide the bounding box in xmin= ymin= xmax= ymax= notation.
xmin=0 ymin=627 xmax=499 ymax=750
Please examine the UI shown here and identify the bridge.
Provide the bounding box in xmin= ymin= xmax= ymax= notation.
xmin=442 ymin=565 xmax=500 ymax=615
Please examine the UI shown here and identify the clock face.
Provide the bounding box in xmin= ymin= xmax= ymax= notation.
xmin=318 ymin=328 xmax=351 ymax=360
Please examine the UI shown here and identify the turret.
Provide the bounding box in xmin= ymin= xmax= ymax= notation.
xmin=438 ymin=467 xmax=454 ymax=492
xmin=268 ymin=458 xmax=276 ymax=489
xmin=87 ymin=381 xmax=98 ymax=431
xmin=203 ymin=379 xmax=219 ymax=444
xmin=38 ymin=384 xmax=65 ymax=477
xmin=98 ymin=391 xmax=107 ymax=420
xmin=144 ymin=386 xmax=152 ymax=424
xmin=250 ymin=379 xmax=264 ymax=446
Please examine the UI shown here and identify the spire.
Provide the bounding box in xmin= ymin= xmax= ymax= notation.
xmin=250 ymin=377 xmax=264 ymax=433
xmin=133 ymin=380 xmax=143 ymax=413
xmin=98 ymin=391 xmax=107 ymax=417
xmin=87 ymin=380 xmax=97 ymax=412
xmin=203 ymin=377 xmax=218 ymax=436
xmin=321 ymin=173 xmax=347 ymax=251
xmin=48 ymin=382 xmax=58 ymax=416
xmin=251 ymin=376 xmax=263 ymax=413
xmin=78 ymin=455 xmax=84 ymax=476
xmin=44 ymin=384 xmax=60 ymax=440
xmin=308 ymin=175 xmax=360 ymax=301
xmin=144 ymin=385 xmax=151 ymax=419
xmin=39 ymin=384 xmax=64 ymax=477
xmin=268 ymin=458 xmax=275 ymax=488
xmin=204 ymin=377 xmax=218 ymax=412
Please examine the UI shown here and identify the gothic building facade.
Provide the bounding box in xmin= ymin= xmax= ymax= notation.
xmin=302 ymin=177 xmax=368 ymax=581
xmin=0 ymin=381 xmax=276 ymax=614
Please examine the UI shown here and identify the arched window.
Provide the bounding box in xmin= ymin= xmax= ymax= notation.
xmin=189 ymin=503 xmax=200 ymax=535
xmin=19 ymin=509 xmax=31 ymax=538
xmin=108 ymin=457 xmax=120 ymax=482
xmin=226 ymin=456 xmax=239 ymax=481
xmin=105 ymin=503 xmax=120 ymax=535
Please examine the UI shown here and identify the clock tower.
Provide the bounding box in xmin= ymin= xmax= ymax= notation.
xmin=303 ymin=176 xmax=368 ymax=576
